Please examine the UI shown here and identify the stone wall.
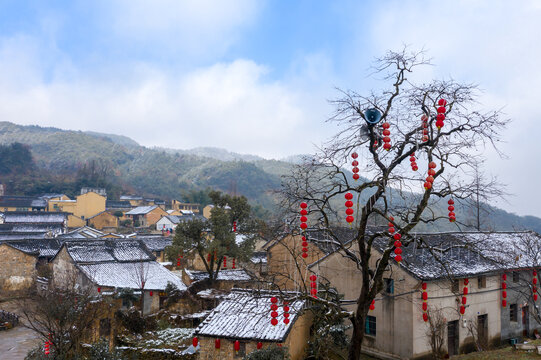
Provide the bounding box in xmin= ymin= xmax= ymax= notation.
xmin=0 ymin=244 xmax=36 ymax=294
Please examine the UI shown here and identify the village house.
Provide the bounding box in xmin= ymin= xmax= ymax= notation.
xmin=105 ymin=200 xmax=132 ymax=212
xmin=51 ymin=239 xmax=186 ymax=315
xmin=0 ymin=211 xmax=68 ymax=232
xmin=125 ymin=205 xmax=168 ymax=227
xmin=267 ymin=230 xmax=541 ymax=359
xmin=179 ymin=269 xmax=254 ymax=291
xmin=202 ymin=204 xmax=231 ymax=219
xmin=0 ymin=195 xmax=47 ymax=212
xmin=168 ymin=200 xmax=200 ymax=214
xmin=47 ymin=191 xmax=106 ymax=227
xmin=137 ymin=235 xmax=173 ymax=262
xmin=87 ymin=211 xmax=119 ymax=231
xmin=155 ymin=213 xmax=208 ymax=232
xmin=195 ymin=289 xmax=311 ymax=360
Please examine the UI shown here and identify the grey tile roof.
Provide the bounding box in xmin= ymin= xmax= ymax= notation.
xmin=1 ymin=211 xmax=67 ymax=224
xmin=1 ymin=239 xmax=62 ymax=257
xmin=0 ymin=232 xmax=50 ymax=240
xmin=126 ymin=206 xmax=158 ymax=215
xmin=195 ymin=290 xmax=305 ymax=342
xmin=106 ymin=200 xmax=132 ymax=209
xmin=0 ymin=196 xmax=47 ymax=209
xmin=77 ymin=261 xmax=186 ymax=291
xmin=183 ymin=269 xmax=252 ymax=282
xmin=64 ymin=239 xmax=154 ymax=263
xmin=138 ymin=236 xmax=172 ymax=252
xmin=0 ymin=223 xmax=63 ymax=234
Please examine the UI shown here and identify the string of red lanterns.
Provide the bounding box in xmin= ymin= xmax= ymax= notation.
xmin=270 ymin=296 xmax=279 ymax=326
xmin=502 ymin=273 xmax=507 ymax=307
xmin=233 ymin=221 xmax=237 ymax=232
xmin=436 ymin=99 xmax=447 ymax=129
xmin=393 ymin=233 xmax=402 ymax=263
xmin=410 ymin=153 xmax=418 ymax=172
xmin=448 ymin=198 xmax=456 ymax=222
xmin=345 ymin=192 xmax=354 ymax=225
xmin=533 ymin=270 xmax=538 ymax=301
xmin=223 ymin=256 xmax=227 ymax=269
xmin=310 ymin=274 xmax=318 ymax=298
xmin=388 ymin=216 xmax=395 ymax=235
xmin=421 ymin=282 xmax=429 ymax=322
xmin=369 ymin=299 xmax=375 ymax=311
xmin=421 ymin=114 xmax=429 ymax=142
xmin=382 ymin=122 xmax=391 ymax=151
xmin=460 ymin=278 xmax=468 ymax=315
xmin=351 ymin=152 xmax=360 ymax=181
xmin=44 ymin=340 xmax=50 ymax=355
xmin=283 ymin=301 xmax=290 ymax=324
xmin=300 ymin=202 xmax=309 ymax=258
xmin=232 ymin=258 xmax=236 ymax=269
xmin=424 ymin=162 xmax=437 ymax=190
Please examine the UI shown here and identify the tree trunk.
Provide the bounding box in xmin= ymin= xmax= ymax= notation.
xmin=348 ymin=306 xmax=367 ymax=360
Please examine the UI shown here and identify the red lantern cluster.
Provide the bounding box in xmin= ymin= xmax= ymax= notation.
xmin=421 ymin=114 xmax=429 ymax=142
xmin=533 ymin=270 xmax=538 ymax=301
xmin=283 ymin=301 xmax=290 ymax=324
xmin=393 ymin=233 xmax=402 ymax=263
xmin=424 ymin=162 xmax=437 ymax=190
xmin=177 ymin=257 xmax=181 ymax=267
xmin=502 ymin=273 xmax=507 ymax=307
xmin=436 ymin=99 xmax=447 ymax=129
xmin=388 ymin=216 xmax=395 ymax=235
xmin=192 ymin=337 xmax=198 ymax=347
xmin=44 ymin=340 xmax=50 ymax=355
xmin=270 ymin=296 xmax=279 ymax=326
xmin=223 ymin=256 xmax=227 ymax=268
xmin=421 ymin=282 xmax=429 ymax=322
xmin=232 ymin=258 xmax=236 ymax=269
xmin=382 ymin=122 xmax=391 ymax=151
xmin=448 ymin=198 xmax=456 ymax=222
xmin=369 ymin=299 xmax=375 ymax=311
xmin=460 ymin=278 xmax=468 ymax=315
xmin=301 ymin=235 xmax=309 ymax=259
xmin=300 ymin=202 xmax=308 ymax=231
xmin=345 ymin=192 xmax=355 ymax=225
xmin=410 ymin=153 xmax=418 ymax=172
xmin=310 ymin=274 xmax=318 ymax=298
xmin=351 ymin=152 xmax=360 ymax=181
xmin=233 ymin=221 xmax=237 ymax=232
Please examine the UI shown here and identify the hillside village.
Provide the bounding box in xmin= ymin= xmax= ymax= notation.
xmin=1 ymin=186 xmax=541 ymax=359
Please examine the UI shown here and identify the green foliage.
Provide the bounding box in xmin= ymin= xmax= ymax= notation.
xmin=169 ymin=191 xmax=258 ymax=282
xmin=87 ymin=341 xmax=125 ymax=360
xmin=0 ymin=142 xmax=34 ymax=174
xmin=116 ymin=307 xmax=157 ymax=334
xmin=244 ymin=345 xmax=290 ymax=360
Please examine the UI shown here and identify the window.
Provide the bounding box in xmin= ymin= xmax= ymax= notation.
xmin=365 ymin=315 xmax=376 ymax=336
xmin=478 ymin=276 xmax=487 ymax=289
xmin=510 ymin=304 xmax=518 ymax=322
xmin=384 ymin=278 xmax=394 ymax=294
xmin=513 ymin=272 xmax=520 ymax=283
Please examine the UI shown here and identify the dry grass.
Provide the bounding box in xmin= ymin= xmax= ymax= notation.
xmin=454 ymin=340 xmax=541 ymax=359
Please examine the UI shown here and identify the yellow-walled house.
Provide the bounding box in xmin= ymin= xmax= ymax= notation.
xmin=0 ymin=196 xmax=47 ymax=212
xmin=125 ymin=206 xmax=168 ymax=227
xmin=48 ymin=191 xmax=106 ymax=221
xmin=88 ymin=211 xmax=119 ymax=230
xmin=169 ymin=200 xmax=200 ymax=213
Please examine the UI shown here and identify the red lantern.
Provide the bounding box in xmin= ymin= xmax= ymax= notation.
xmin=271 ymin=304 xmax=278 ymax=311
xmin=382 ymin=122 xmax=390 ymax=129
xmin=310 ymin=288 xmax=317 ymax=296
xmin=383 ymin=143 xmax=391 ymax=151
xmin=394 ymin=240 xmax=401 ymax=248
xmin=300 ymin=216 xmax=307 ymax=223
xmin=436 ymin=120 xmax=444 ymax=129
xmin=383 ymin=129 xmax=390 ymax=136
xmin=223 ymin=256 xmax=227 ymax=268
xmin=436 ymin=113 xmax=445 ymax=121
xmin=422 ymin=292 xmax=428 ymax=301
xmin=422 ymin=282 xmax=427 ymax=290
xmin=427 ymin=169 xmax=436 ymax=176
xmin=44 ymin=341 xmax=50 ymax=355
xmin=284 ymin=313 xmax=290 ymax=318
xmin=395 ymin=255 xmax=402 ymax=262
xmin=438 ymin=99 xmax=447 ymax=106
xmin=424 ymin=182 xmax=432 ymax=190
xmin=310 ymin=282 xmax=317 ymax=288
xmin=393 ymin=233 xmax=401 ymax=240
xmin=215 ymin=338 xmax=221 ymax=349
xmin=149 ymin=291 xmax=153 ymax=297
xmin=437 ymin=106 xmax=446 ymax=114
xmin=353 ymin=174 xmax=360 ymax=180
xmin=271 ymin=297 xmax=278 ymax=303
xmin=300 ymin=202 xmax=307 ymax=209
xmin=369 ymin=300 xmax=375 ymax=311
xmin=534 ymin=278 xmax=538 ymax=285
xmin=423 ymin=313 xmax=429 ymax=322
xmin=345 ymin=200 xmax=354 ymax=208
xmin=502 ymin=282 xmax=507 ymax=289
xmin=310 ymin=275 xmax=317 ymax=281
xmin=464 ymin=278 xmax=469 ymax=286
xmin=421 ymin=114 xmax=428 ymax=121
xmin=461 ymin=296 xmax=467 ymax=305
xmin=271 ymin=311 xmax=278 ymax=318
xmin=459 ymin=306 xmax=465 ymax=315
xmin=302 ymin=253 xmax=308 ymax=258
xmin=284 ymin=318 xmax=290 ymax=324
xmin=351 ymin=152 xmax=358 ymax=159
xmin=426 ymin=176 xmax=434 ymax=183
xmin=234 ymin=340 xmax=240 ymax=351
xmin=345 ymin=192 xmax=353 ymax=200
xmin=97 ymin=287 xmax=101 ymax=293
xmin=448 ymin=199 xmax=454 ymax=205
xmin=502 ymin=273 xmax=507 ymax=281
xmin=346 ymin=215 xmax=354 ymax=223
xmin=207 ymin=253 xmax=211 ymax=262
xmin=394 ymin=248 xmax=402 ymax=255
xmin=422 ymin=302 xmax=428 ymax=311
xmin=352 ymin=167 xmax=359 ymax=173
xmin=429 ymin=162 xmax=437 ymax=169
xmin=534 ymin=270 xmax=538 ymax=276
xmin=346 ymin=208 xmax=354 ymax=215
xmin=302 ymin=241 xmax=308 ymax=247
xmin=271 ymin=318 xmax=278 ymax=326
xmin=388 ymin=227 xmax=395 ymax=234
xmin=502 ymin=291 xmax=507 ymax=298
xmin=535 ymin=294 xmax=539 ymax=301
xmin=300 ymin=222 xmax=307 ymax=230
xmin=192 ymin=337 xmax=198 ymax=347
xmin=463 ymin=287 xmax=468 ymax=295
xmin=502 ymin=299 xmax=507 ymax=307
xmin=352 ymin=160 xmax=359 ymax=166
xmin=300 ymin=209 xmax=308 ymax=216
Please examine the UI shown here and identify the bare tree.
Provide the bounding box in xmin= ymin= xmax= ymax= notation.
xmin=426 ymin=307 xmax=447 ymax=359
xmin=131 ymin=259 xmax=152 ymax=314
xmin=279 ymin=48 xmax=508 ymax=359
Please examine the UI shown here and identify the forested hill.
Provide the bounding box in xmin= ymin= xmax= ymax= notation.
xmin=1 ymin=120 xmax=541 ymax=233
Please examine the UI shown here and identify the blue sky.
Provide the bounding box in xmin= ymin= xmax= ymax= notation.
xmin=0 ymin=1 xmax=540 ymax=217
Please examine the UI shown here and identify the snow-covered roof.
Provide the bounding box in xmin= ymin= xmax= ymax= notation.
xmin=180 ymin=210 xmax=194 ymax=215
xmin=64 ymin=239 xmax=154 ymax=263
xmin=1 ymin=212 xmax=67 ymax=224
xmin=126 ymin=206 xmax=158 ymax=215
xmin=183 ymin=269 xmax=252 ymax=282
xmin=0 ymin=223 xmax=63 ymax=234
xmin=250 ymin=252 xmax=267 ymax=264
xmin=373 ymin=231 xmax=541 ymax=280
xmin=77 ymin=261 xmax=186 ymax=291
xmin=0 ymin=232 xmax=50 ymax=240
xmin=138 ymin=236 xmax=172 ymax=252
xmin=120 ymin=195 xmax=143 ymax=201
xmin=1 ymin=239 xmax=62 ymax=257
xmin=61 ymin=226 xmax=105 ymax=239
xmin=157 ymin=215 xmax=181 ymax=225
xmin=196 ymin=290 xmax=305 ymax=342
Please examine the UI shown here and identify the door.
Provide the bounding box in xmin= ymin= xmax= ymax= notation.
xmin=447 ymin=320 xmax=459 ymax=356
xmin=523 ymin=306 xmax=530 ymax=337
xmin=477 ymin=314 xmax=488 ymax=349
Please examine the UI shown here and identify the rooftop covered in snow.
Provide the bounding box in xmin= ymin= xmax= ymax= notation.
xmin=126 ymin=206 xmax=158 ymax=215
xmin=183 ymin=269 xmax=252 ymax=282
xmin=195 ymin=289 xmax=305 ymax=342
